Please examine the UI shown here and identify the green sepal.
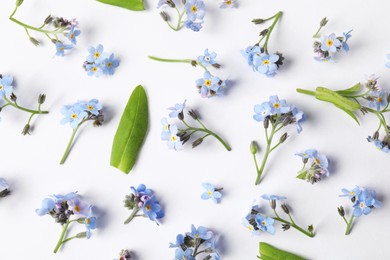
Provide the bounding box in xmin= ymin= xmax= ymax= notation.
xmin=96 ymin=0 xmax=145 ymax=11
xmin=296 ymin=170 xmax=308 ymax=180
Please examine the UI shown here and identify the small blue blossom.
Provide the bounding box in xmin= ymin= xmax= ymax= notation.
xmin=242 ymin=217 xmax=260 ymax=235
xmin=168 ymin=100 xmax=186 ymax=118
xmin=320 ymin=33 xmax=341 ymax=53
xmin=0 ymin=75 xmax=14 ymax=98
xmin=130 ymin=184 xmax=152 ymax=198
xmin=368 ymin=91 xmax=388 ymax=111
xmin=185 ymin=0 xmax=205 ymax=21
xmin=67 ymin=196 xmax=90 ymax=216
xmin=55 ymin=42 xmax=73 ymax=57
xmin=255 ymin=214 xmax=275 ymax=235
xmin=102 ymin=54 xmax=120 ymax=75
xmin=254 ymin=53 xmax=279 ymax=77
xmin=367 ymin=136 xmax=390 ymax=153
xmin=352 ymin=188 xmax=382 ymax=217
xmin=87 ymin=44 xmax=105 ymax=63
xmin=295 ymin=149 xmax=317 ymax=159
xmin=253 ymin=102 xmax=272 ymax=122
xmin=341 ymin=30 xmax=352 ymax=52
xmin=52 ymin=192 xmax=78 ymax=202
xmin=85 ymin=206 xmax=97 ymax=239
xmin=268 ymin=95 xmax=290 ymax=114
xmin=86 ymin=63 xmax=102 ymax=77
xmin=241 ymin=46 xmax=262 ymax=69
xmin=201 ymin=183 xmax=222 ymax=204
xmin=220 ymin=0 xmax=238 ymax=8
xmin=67 ymin=26 xmax=81 ymax=45
xmin=161 ymin=117 xmax=170 ymax=133
xmin=83 ymin=99 xmax=103 ymax=116
xmin=142 ymin=195 xmax=164 ymax=221
xmin=36 ymin=198 xmax=56 ymax=216
xmin=340 ymin=186 xmax=363 ymax=199
xmin=169 ymin=234 xmax=184 ymax=248
xmin=184 ymin=20 xmax=203 ymax=32
xmin=261 ymin=194 xmax=287 ymax=201
xmin=196 ymin=71 xmax=224 ymax=98
xmin=175 ymin=248 xmax=195 ymax=260
xmin=186 ymin=224 xmax=213 ymax=240
xmin=60 ymin=104 xmax=88 ymax=128
xmin=162 ymin=124 xmax=182 ymax=150
xmin=291 ymin=105 xmax=305 ymax=133
xmin=197 ymin=49 xmax=217 ymax=67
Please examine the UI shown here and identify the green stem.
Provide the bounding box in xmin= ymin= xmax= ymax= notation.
xmin=255 ymin=123 xmax=277 ymax=185
xmin=345 ymin=215 xmax=354 ymax=235
xmin=124 ymin=207 xmax=140 ymax=224
xmin=273 ymin=217 xmax=314 ymax=238
xmin=61 ymin=235 xmax=78 ymax=244
xmin=53 ymin=220 xmax=70 ymax=253
xmin=184 ymin=122 xmax=231 ymax=151
xmin=296 ymin=88 xmax=316 ymax=96
xmin=148 ymin=56 xmax=193 ymax=64
xmin=4 ymin=96 xmax=48 ymax=114
xmin=313 ymin=25 xmax=324 ymax=38
xmin=341 ymin=215 xmax=348 ymax=225
xmin=59 ymin=119 xmax=89 ymax=164
xmin=263 ymin=11 xmax=282 ymax=54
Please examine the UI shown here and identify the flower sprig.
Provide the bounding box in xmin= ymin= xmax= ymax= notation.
xmin=59 ymin=99 xmax=104 ymax=164
xmin=83 ymin=44 xmax=120 ymax=77
xmin=36 ymin=192 xmax=97 ymax=253
xmin=0 ymin=74 xmax=48 ymax=135
xmin=149 ymin=49 xmax=227 ymax=98
xmin=297 ymin=75 xmax=390 ymax=153
xmin=338 ymin=186 xmax=381 ymax=235
xmin=295 ymin=149 xmax=329 ymax=184
xmin=161 ymin=100 xmax=231 ymax=151
xmin=123 ymin=184 xmax=164 ymax=225
xmin=170 ymin=224 xmax=220 ymax=259
xmin=201 ymin=183 xmax=223 ymax=204
xmin=312 ymin=17 xmax=352 ymax=62
xmin=250 ymin=96 xmax=304 ymax=185
xmin=243 ymin=195 xmax=315 ymax=238
xmin=241 ymin=11 xmax=284 ymax=77
xmin=0 ymin=178 xmax=10 ymax=198
xmin=9 ymin=0 xmax=80 ymax=56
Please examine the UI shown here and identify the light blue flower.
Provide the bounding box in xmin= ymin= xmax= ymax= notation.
xmin=220 ymin=0 xmax=238 ymax=8
xmin=255 ymin=214 xmax=275 ymax=235
xmin=36 ymin=198 xmax=55 ymax=216
xmin=85 ymin=206 xmax=97 ymax=239
xmin=261 ymin=194 xmax=287 ymax=201
xmin=185 ymin=0 xmax=205 ymax=21
xmin=102 ymin=54 xmax=120 ymax=75
xmin=367 ymin=136 xmax=390 ymax=153
xmin=55 ymin=42 xmax=73 ymax=57
xmin=169 ymin=234 xmax=184 ymax=248
xmin=52 ymin=192 xmax=78 ymax=203
xmin=60 ymin=104 xmax=88 ymax=128
xmin=186 ymin=224 xmax=213 ymax=240
xmin=175 ymin=248 xmax=195 ymax=260
xmin=197 ymin=49 xmax=217 ymax=67
xmin=254 ymin=53 xmax=279 ymax=77
xmin=341 ymin=30 xmax=352 ymax=52
xmin=241 ymin=46 xmax=262 ymax=68
xmin=67 ymin=26 xmax=81 ymax=45
xmin=340 ymin=186 xmax=363 ymax=199
xmin=184 ymin=20 xmax=203 ymax=32
xmin=142 ymin=195 xmax=164 ymax=221
xmin=295 ymin=149 xmax=317 ymax=159
xmin=67 ymin=196 xmax=90 ymax=216
xmin=352 ymin=188 xmax=381 ymax=217
xmin=201 ymin=183 xmax=222 ymax=204
xmin=86 ymin=63 xmax=103 ymax=77
xmin=161 ymin=117 xmax=170 ymax=134
xmin=242 ymin=217 xmax=260 ymax=235
xmin=268 ymin=95 xmax=290 ymax=114
xmin=204 ymin=238 xmax=220 ymax=260
xmin=320 ymin=33 xmax=341 ymax=53
xmin=87 ymin=44 xmax=105 ymax=63
xmin=368 ymin=91 xmax=388 ymax=111
xmin=0 ymin=178 xmax=9 ymax=192
xmin=130 ymin=184 xmax=152 ymax=197
xmin=84 ymin=99 xmax=102 ymax=116
xmin=162 ymin=124 xmax=182 ymax=150
xmin=168 ymin=100 xmax=186 ymax=118
xmin=253 ymin=102 xmax=272 ymax=122
xmin=196 ymin=71 xmax=224 ymax=98
xmin=291 ymin=105 xmax=305 ymax=133
xmin=0 ymin=75 xmax=14 ymax=98
xmin=311 ymin=152 xmax=328 ymax=169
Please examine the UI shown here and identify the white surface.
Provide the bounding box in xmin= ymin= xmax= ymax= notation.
xmin=1 ymin=0 xmax=390 ymax=259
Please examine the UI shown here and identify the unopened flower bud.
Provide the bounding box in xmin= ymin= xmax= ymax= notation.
xmin=93 ymin=119 xmax=103 ymax=127
xmin=212 ymin=63 xmax=221 ymax=69
xmin=166 ymin=0 xmax=175 ymax=8
xmin=178 ymin=111 xmax=184 ymax=120
xmin=387 ymin=93 xmax=390 ymax=103
xmin=263 ymin=118 xmax=269 ymax=129
xmin=203 ymin=255 xmax=212 ymax=260
xmin=38 ymin=94 xmax=46 ymax=104
xmin=279 ymin=133 xmax=288 ymax=143
xmin=281 ymin=223 xmax=290 ymax=231
xmin=76 ymin=232 xmax=87 ymax=238
xmin=192 ymin=138 xmax=203 ymax=148
xmin=259 ymin=28 xmax=269 ymax=36
xmin=44 ymin=15 xmax=53 ymax=24
xmin=303 ymin=158 xmax=308 ymax=164
xmin=282 ymin=116 xmax=292 ymax=126
xmin=119 ymin=249 xmax=132 ymax=260
xmin=182 ymin=0 xmax=186 ymax=4
xmin=160 ymin=11 xmax=169 ymax=22
xmin=308 ymin=224 xmax=314 ymax=232
xmin=10 ymin=93 xmax=17 ymax=102
xmin=320 ymin=17 xmax=328 ymax=27
xmin=252 ymin=18 xmax=264 ymax=24
xmin=76 ymin=217 xmax=86 ymax=224
xmin=181 ymin=134 xmax=191 ymax=144
xmin=21 ymin=124 xmax=30 ymax=135
xmin=188 ymin=109 xmax=198 ymax=120
xmin=337 ymin=206 xmax=345 ymax=217
xmin=29 ymin=37 xmax=40 ymax=46
xmin=373 ymin=131 xmax=379 ymax=140
xmin=270 ymin=200 xmax=276 ymax=210
xmin=0 ymin=189 xmax=10 ymax=198
xmin=191 ymin=60 xmax=198 ymax=67
xmin=250 ymin=141 xmax=258 ymax=154
xmin=16 ymin=0 xmax=24 ymax=6
xmin=51 ymin=39 xmax=58 ymax=44
xmin=281 ymin=203 xmax=290 ymax=214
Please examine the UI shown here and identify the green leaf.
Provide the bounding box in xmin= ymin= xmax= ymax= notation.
xmin=96 ymin=0 xmax=145 ymax=11
xmin=296 ymin=170 xmax=308 ymax=180
xmin=334 ymin=103 xmax=360 ymax=125
xmin=259 ymin=242 xmax=307 ymax=260
xmin=110 ymin=85 xmax=148 ymax=174
xmin=335 ymin=82 xmax=361 ymax=96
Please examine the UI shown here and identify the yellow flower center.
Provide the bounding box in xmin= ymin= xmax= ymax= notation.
xmin=207 ymin=191 xmax=213 ymax=196
xmin=86 ymin=218 xmax=91 ymax=224
xmin=205 ymin=80 xmax=212 ymax=86
xmin=164 ymin=125 xmax=169 ymax=131
xmin=92 ymin=67 xmax=97 ymax=72
xmin=359 ymin=202 xmax=365 ymax=209
xmin=60 ymin=47 xmax=64 ymax=51
xmin=145 ymin=204 xmax=151 ymax=211
xmin=70 ymin=34 xmax=74 ymax=39
xmin=326 ymin=40 xmax=333 ymax=47
xmin=71 ymin=113 xmax=77 ymax=119
xmin=74 ymin=205 xmax=80 ymax=212
xmin=226 ymin=0 xmax=232 ymax=4
xmin=314 ymin=158 xmax=320 ymax=165
xmin=378 ymin=97 xmax=383 ymax=103
xmin=107 ymin=62 xmax=112 ymax=68
xmin=87 ymin=105 xmax=94 ymax=111
xmin=191 ymin=5 xmax=197 ymax=12
xmin=273 ymin=103 xmax=280 ymax=109
xmin=171 ymin=135 xmax=177 ymax=141
xmin=94 ymin=52 xmax=100 ymax=59
xmin=261 ymin=221 xmax=266 ymax=226
xmin=0 ymin=85 xmax=3 ymax=90
xmin=263 ymin=59 xmax=270 ymax=65
xmin=247 ymin=225 xmax=253 ymax=231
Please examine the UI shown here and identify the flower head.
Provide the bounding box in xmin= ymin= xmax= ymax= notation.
xmin=367 ymin=136 xmax=390 ymax=153
xmin=0 ymin=75 xmax=13 ymax=99
xmin=102 ymin=54 xmax=120 ymax=75
xmin=185 ymin=0 xmax=205 ymax=21
xmin=261 ymin=194 xmax=287 ymax=201
xmin=320 ymin=33 xmax=341 ymax=53
xmin=168 ymin=100 xmax=186 ymax=118
xmin=85 ymin=206 xmax=97 ymax=239
xmin=184 ymin=20 xmax=203 ymax=32
xmin=220 ymin=0 xmax=238 ymax=8
xmin=201 ymin=183 xmax=222 ymax=204
xmin=197 ymin=49 xmax=217 ymax=67
xmin=55 ymin=42 xmax=73 ymax=57
xmin=352 ymin=187 xmax=382 ymax=217
xmin=254 ymin=53 xmax=280 ymax=77
xmin=186 ymin=224 xmax=213 ymax=240
xmin=36 ymin=198 xmax=56 ymax=216
xmin=67 ymin=26 xmax=81 ymax=45
xmin=255 ymin=214 xmax=275 ymax=234
xmin=161 ymin=124 xmax=182 ymax=150
xmin=67 ymin=196 xmax=90 ymax=216
xmin=142 ymin=195 xmax=164 ymax=221
xmin=87 ymin=44 xmax=105 ymax=63
xmin=84 ymin=99 xmax=103 ymax=116
xmin=169 ymin=234 xmax=184 ymax=248
xmin=196 ymin=71 xmax=224 ymax=98
xmin=60 ymin=103 xmax=88 ymax=128
xmin=175 ymin=248 xmax=195 ymax=260
xmin=241 ymin=46 xmax=262 ymax=68
xmin=368 ymin=91 xmax=388 ymax=111
xmin=341 ymin=30 xmax=352 ymax=52
xmin=253 ymin=102 xmax=272 ymax=122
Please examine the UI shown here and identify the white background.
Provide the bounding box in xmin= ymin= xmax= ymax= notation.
xmin=1 ymin=0 xmax=390 ymax=259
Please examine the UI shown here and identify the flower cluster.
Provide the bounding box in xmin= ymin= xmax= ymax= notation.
xmin=123 ymin=184 xmax=164 ymax=225
xmin=242 ymin=195 xmax=314 ymax=237
xmin=83 ymin=44 xmax=120 ymax=77
xmin=9 ymin=0 xmax=80 ymax=56
xmin=60 ymin=99 xmax=104 ymax=164
xmin=36 ymin=192 xmax=97 ymax=253
xmin=170 ymin=225 xmax=220 ymax=260
xmin=251 ymin=95 xmax=304 ymax=185
xmin=0 ymin=74 xmax=48 ymax=135
xmin=241 ymin=12 xmax=284 ymax=77
xmin=161 ymin=100 xmax=231 ymax=151
xmin=201 ymin=183 xmax=223 ymax=204
xmin=312 ymin=18 xmax=352 ymax=62
xmin=338 ymin=186 xmax=381 ymax=235
xmin=295 ymin=149 xmax=329 ymax=184
xmin=149 ymin=49 xmax=227 ymax=98
xmin=158 ymin=0 xmax=205 ymax=32
xmin=114 ymin=249 xmax=132 ymax=260
xmin=0 ymin=178 xmax=10 ymax=198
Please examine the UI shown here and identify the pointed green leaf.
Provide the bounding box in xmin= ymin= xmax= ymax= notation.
xmin=336 ymin=82 xmax=361 ymax=96
xmin=296 ymin=171 xmax=308 ymax=180
xmin=315 ymin=87 xmax=361 ymax=111
xmin=259 ymin=242 xmax=307 ymax=260
xmin=96 ymin=0 xmax=145 ymax=11
xmin=334 ymin=103 xmax=360 ymax=125
xmin=110 ymin=85 xmax=148 ymax=174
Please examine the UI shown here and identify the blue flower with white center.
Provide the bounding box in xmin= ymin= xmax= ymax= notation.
xmin=168 ymin=100 xmax=186 ymax=118
xmin=197 ymin=49 xmax=217 ymax=67
xmin=268 ymin=95 xmax=290 ymax=114
xmin=36 ymin=198 xmax=56 ymax=216
xmin=201 ymin=183 xmax=222 ymax=204
xmin=84 ymin=99 xmax=103 ymax=116
xmin=85 ymin=206 xmax=97 ymax=239
xmin=186 ymin=224 xmax=213 ymax=240
xmin=253 ymin=102 xmax=272 ymax=122
xmin=341 ymin=30 xmax=352 ymax=52
xmin=60 ymin=104 xmax=88 ymax=128
xmin=291 ymin=105 xmax=305 ymax=133
xmin=169 ymin=234 xmax=184 ymax=248
xmin=142 ymin=195 xmax=164 ymax=221
xmin=102 ymin=54 xmax=120 ymax=75
xmin=86 ymin=63 xmax=103 ymax=77
xmin=185 ymin=0 xmax=205 ymax=21
xmin=0 ymin=75 xmax=14 ymax=98
xmin=175 ymin=248 xmax=195 ymax=260
xmin=241 ymin=46 xmax=262 ymax=68
xmin=67 ymin=26 xmax=81 ymax=45
xmin=196 ymin=71 xmax=224 ymax=98
xmin=320 ymin=33 xmax=341 ymax=53
xmin=254 ymin=53 xmax=279 ymax=77
xmin=261 ymin=194 xmax=287 ymax=201
xmin=220 ymin=0 xmax=238 ymax=8
xmin=55 ymin=42 xmax=73 ymax=57
xmin=255 ymin=214 xmax=275 ymax=235
xmin=368 ymin=91 xmax=388 ymax=111
xmin=184 ymin=20 xmax=203 ymax=32
xmin=67 ymin=196 xmax=90 ymax=217
xmin=352 ymin=188 xmax=382 ymax=217
xmin=87 ymin=44 xmax=105 ymax=63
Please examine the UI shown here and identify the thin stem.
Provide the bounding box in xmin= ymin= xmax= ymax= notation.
xmin=313 ymin=25 xmax=324 ymax=38
xmin=273 ymin=217 xmax=314 ymax=238
xmin=4 ymin=96 xmax=48 ymax=114
xmin=341 ymin=215 xmax=349 ymax=225
xmin=345 ymin=215 xmax=354 ymax=235
xmin=287 ymin=213 xmax=296 ymax=225
xmin=296 ymin=88 xmax=316 ymax=96
xmin=59 ymin=119 xmax=89 ymax=164
xmin=53 ymin=220 xmax=70 ymax=253
xmin=61 ymin=235 xmax=78 ymax=244
xmin=148 ymin=56 xmax=193 ymax=64
xmin=255 ymin=123 xmax=277 ymax=185
xmin=185 ymin=126 xmax=231 ymax=151
xmin=124 ymin=207 xmax=140 ymax=224
xmin=273 ymin=209 xmax=281 ymax=219
xmin=263 ymin=11 xmax=282 ymax=54
xmin=195 ymin=118 xmax=208 ymax=130
xmin=10 ymin=16 xmax=65 ymax=35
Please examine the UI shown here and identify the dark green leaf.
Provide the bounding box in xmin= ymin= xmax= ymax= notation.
xmin=96 ymin=0 xmax=145 ymax=11
xmin=335 ymin=82 xmax=361 ymax=96
xmin=110 ymin=85 xmax=148 ymax=174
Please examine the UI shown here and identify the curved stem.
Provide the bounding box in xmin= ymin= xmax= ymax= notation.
xmin=4 ymin=96 xmax=48 ymax=114
xmin=185 ymin=126 xmax=231 ymax=151
xmin=124 ymin=207 xmax=140 ymax=224
xmin=273 ymin=217 xmax=314 ymax=238
xmin=59 ymin=119 xmax=89 ymax=164
xmin=148 ymin=56 xmax=193 ymax=64
xmin=53 ymin=220 xmax=70 ymax=253
xmin=263 ymin=11 xmax=282 ymax=54
xmin=345 ymin=215 xmax=354 ymax=235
